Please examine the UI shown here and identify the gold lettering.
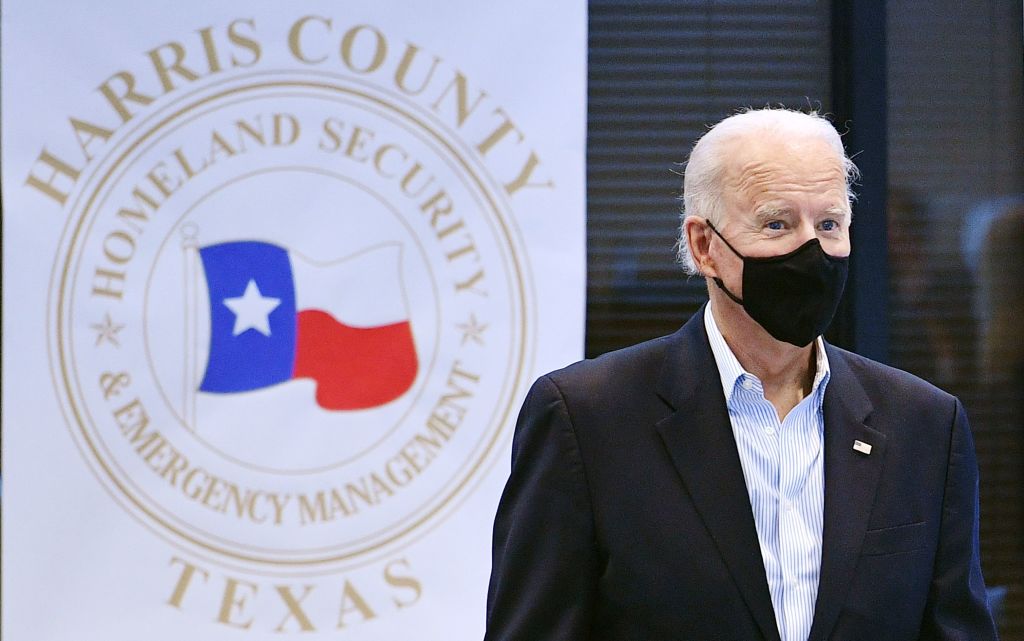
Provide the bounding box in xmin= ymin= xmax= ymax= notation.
xmin=113 ymin=398 xmax=148 ymax=435
xmin=224 ymin=485 xmax=264 ymax=523
xmin=436 ymin=219 xmax=465 ymax=240
xmin=197 ymin=26 xmax=222 ymax=74
xmin=248 ymin=494 xmax=265 ymax=523
xmin=147 ymin=41 xmax=201 ymax=94
xmin=345 ymin=479 xmax=376 ymax=508
xmin=268 ymin=493 xmax=290 ymax=525
xmin=369 ymin=472 xmax=395 ymax=502
xmin=420 ymin=189 xmax=453 ymax=227
xmin=445 ymin=241 xmax=478 ymax=262
xmin=384 ymin=558 xmax=422 ymax=609
xmin=413 ymin=432 xmax=443 ymax=453
xmin=373 ymin=143 xmax=407 ymax=178
xmin=449 ymin=360 xmax=481 ymax=388
xmin=476 ymin=107 xmax=522 ymax=156
xmin=394 ymin=43 xmax=441 ymax=95
xmin=400 ymin=162 xmax=434 ymax=197
xmin=24 ymin=149 xmax=81 ymax=206
xmin=69 ymin=118 xmax=113 ymax=161
xmin=167 ymin=557 xmax=209 ymax=608
xmin=455 ymin=269 xmax=486 ymax=295
xmin=227 ymin=18 xmax=261 ymax=68
xmin=201 ymin=474 xmax=226 ymax=509
xmin=336 ymin=580 xmax=376 ymax=628
xmin=217 ymin=578 xmax=258 ymax=629
xmin=141 ymin=435 xmax=172 ymax=467
xmin=288 ymin=15 xmax=331 ymax=65
xmin=115 ymin=187 xmax=161 ymax=234
xmin=208 ymin=131 xmax=237 ymax=162
xmin=146 ymin=161 xmax=181 ymax=197
xmin=273 ymin=113 xmax=300 ymax=146
xmin=274 ymin=585 xmax=316 ymax=632
xmin=234 ymin=117 xmax=266 ymax=151
xmin=504 ymin=151 xmax=553 ymax=195
xmin=160 ymin=449 xmax=189 ymax=486
xmin=102 ymin=230 xmax=136 ymax=264
xmin=318 ymin=117 xmax=344 ymax=152
xmin=330 ymin=488 xmax=352 ymax=517
xmin=426 ymin=411 xmax=458 ymax=441
xmin=98 ymin=71 xmax=155 ymax=124
xmin=173 ymin=147 xmax=208 ymax=180
xmin=131 ymin=431 xmax=162 ymax=461
xmin=92 ymin=268 xmax=126 ymax=299
xmin=298 ymin=491 xmax=328 ymax=525
xmin=182 ymin=466 xmax=208 ymax=500
xmin=344 ymin=125 xmax=374 ymax=162
xmin=431 ymin=72 xmax=487 ymax=127
xmin=386 ymin=451 xmax=416 ymax=487
xmin=340 ymin=25 xmax=387 ymax=74
xmin=425 ymin=361 xmax=480 ymax=438
xmin=404 ymin=442 xmax=432 ymax=474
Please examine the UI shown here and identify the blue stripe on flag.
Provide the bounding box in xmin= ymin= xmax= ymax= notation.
xmin=198 ymin=241 xmax=297 ymax=393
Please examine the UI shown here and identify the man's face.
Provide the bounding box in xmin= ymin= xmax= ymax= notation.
xmin=708 ymin=134 xmax=852 ymax=300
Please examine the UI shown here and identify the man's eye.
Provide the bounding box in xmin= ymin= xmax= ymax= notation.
xmin=766 ymin=220 xmax=784 ymax=231
xmin=821 ymin=219 xmax=838 ymax=231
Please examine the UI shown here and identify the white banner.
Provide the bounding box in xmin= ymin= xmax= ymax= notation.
xmin=1 ymin=2 xmax=586 ymax=639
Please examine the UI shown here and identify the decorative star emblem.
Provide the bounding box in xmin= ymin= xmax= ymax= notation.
xmin=223 ymin=279 xmax=281 ymax=336
xmin=456 ymin=313 xmax=488 ymax=346
xmin=91 ymin=313 xmax=125 ymax=347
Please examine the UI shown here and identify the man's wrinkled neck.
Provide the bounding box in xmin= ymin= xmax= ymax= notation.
xmin=708 ymin=291 xmax=817 ymax=401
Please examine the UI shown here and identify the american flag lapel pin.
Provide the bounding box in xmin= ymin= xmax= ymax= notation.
xmin=853 ymin=439 xmax=872 ymax=455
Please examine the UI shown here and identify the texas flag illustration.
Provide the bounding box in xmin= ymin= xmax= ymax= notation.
xmin=197 ymin=240 xmax=418 ymax=410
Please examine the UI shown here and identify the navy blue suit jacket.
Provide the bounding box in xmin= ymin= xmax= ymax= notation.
xmin=485 ymin=308 xmax=997 ymax=640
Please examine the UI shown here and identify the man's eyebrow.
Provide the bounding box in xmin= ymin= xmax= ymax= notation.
xmin=753 ymin=206 xmax=794 ymax=223
xmin=824 ymin=205 xmax=852 ymax=222
xmin=751 ymin=205 xmax=851 ymax=225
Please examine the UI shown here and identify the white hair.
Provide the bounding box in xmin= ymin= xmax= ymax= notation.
xmin=675 ymin=108 xmax=860 ymax=274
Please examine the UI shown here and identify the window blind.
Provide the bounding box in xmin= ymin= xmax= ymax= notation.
xmin=586 ymin=0 xmax=832 ymax=358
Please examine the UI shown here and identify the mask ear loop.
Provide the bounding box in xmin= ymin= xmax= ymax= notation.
xmin=705 ymin=219 xmax=745 ymax=258
xmin=704 ymin=219 xmax=745 ymax=305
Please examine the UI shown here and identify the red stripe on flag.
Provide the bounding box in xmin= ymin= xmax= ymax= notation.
xmin=293 ymin=310 xmax=418 ymax=410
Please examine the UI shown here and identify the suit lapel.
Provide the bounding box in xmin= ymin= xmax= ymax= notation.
xmin=654 ymin=308 xmax=781 ymax=641
xmin=807 ymin=345 xmax=887 ymax=640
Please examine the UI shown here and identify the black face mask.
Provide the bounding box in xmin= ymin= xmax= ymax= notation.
xmin=706 ymin=219 xmax=849 ymax=347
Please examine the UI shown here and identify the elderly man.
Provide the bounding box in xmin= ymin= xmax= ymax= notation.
xmin=485 ymin=109 xmax=998 ymax=641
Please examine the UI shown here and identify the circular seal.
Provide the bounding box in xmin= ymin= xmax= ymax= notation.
xmin=50 ymin=69 xmax=532 ymax=570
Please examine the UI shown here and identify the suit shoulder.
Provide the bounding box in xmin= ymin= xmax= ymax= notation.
xmin=547 ymin=334 xmax=671 ymax=387
xmin=520 ymin=329 xmax=679 ymax=419
xmin=520 ymin=334 xmax=677 ymax=446
xmin=828 ymin=344 xmax=956 ymax=407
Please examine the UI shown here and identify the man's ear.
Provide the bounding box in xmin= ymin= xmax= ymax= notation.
xmin=684 ymin=216 xmax=716 ymax=277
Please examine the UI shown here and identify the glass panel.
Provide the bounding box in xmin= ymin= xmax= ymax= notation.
xmin=887 ymin=1 xmax=1024 ymax=636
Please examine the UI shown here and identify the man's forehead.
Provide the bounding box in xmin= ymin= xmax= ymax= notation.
xmin=722 ymin=131 xmax=842 ymax=172
xmin=719 ymin=134 xmax=846 ymax=196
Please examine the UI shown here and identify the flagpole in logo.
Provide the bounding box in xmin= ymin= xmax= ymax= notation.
xmin=181 ymin=223 xmax=200 ymax=433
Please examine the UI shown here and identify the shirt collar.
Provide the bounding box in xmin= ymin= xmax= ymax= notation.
xmin=704 ymin=304 xmax=831 ymax=406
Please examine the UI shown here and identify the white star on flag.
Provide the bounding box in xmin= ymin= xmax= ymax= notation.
xmin=222 ymin=279 xmax=281 ymax=336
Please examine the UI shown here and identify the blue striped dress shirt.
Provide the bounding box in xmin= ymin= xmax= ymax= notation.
xmin=704 ymin=307 xmax=830 ymax=641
